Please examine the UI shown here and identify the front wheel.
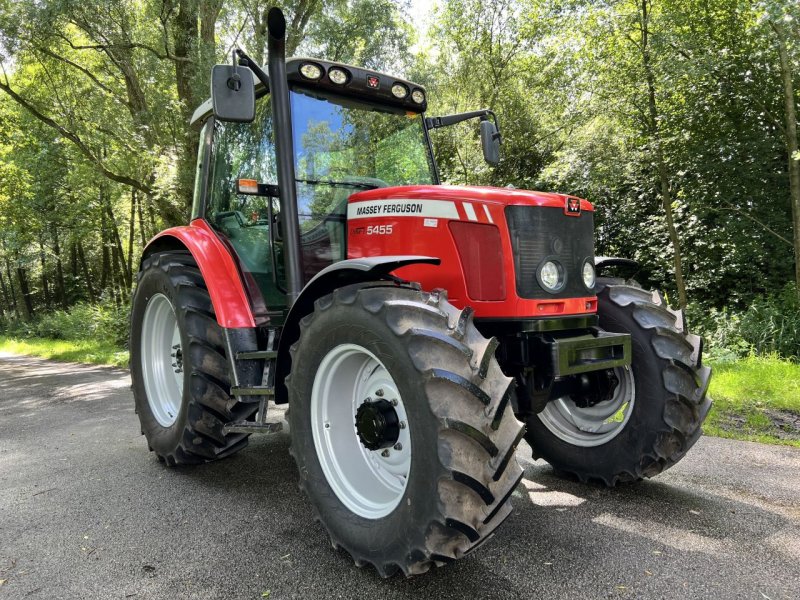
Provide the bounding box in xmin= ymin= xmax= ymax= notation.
xmin=130 ymin=251 xmax=257 ymax=465
xmin=287 ymin=284 xmax=524 ymax=577
xmin=525 ymin=282 xmax=712 ymax=485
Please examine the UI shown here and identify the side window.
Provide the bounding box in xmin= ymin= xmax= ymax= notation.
xmin=207 ymin=96 xmax=277 ymax=226
xmin=207 ymin=96 xmax=286 ymax=308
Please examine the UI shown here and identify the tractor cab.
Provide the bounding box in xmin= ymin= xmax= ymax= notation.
xmin=191 ymin=53 xmax=502 ymax=319
xmin=190 ymin=59 xmax=439 ymax=314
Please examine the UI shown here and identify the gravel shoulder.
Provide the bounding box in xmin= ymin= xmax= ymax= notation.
xmin=1 ymin=353 xmax=798 ymax=599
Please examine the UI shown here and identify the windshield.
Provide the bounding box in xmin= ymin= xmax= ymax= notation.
xmin=290 ymin=88 xmax=435 ymax=224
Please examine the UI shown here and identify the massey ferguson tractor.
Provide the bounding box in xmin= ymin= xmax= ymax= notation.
xmin=130 ymin=8 xmax=712 ymax=577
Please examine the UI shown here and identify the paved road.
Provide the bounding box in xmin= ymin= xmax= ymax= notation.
xmin=1 ymin=354 xmax=799 ymax=600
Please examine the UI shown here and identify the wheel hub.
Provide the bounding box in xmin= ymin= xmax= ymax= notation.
xmin=310 ymin=343 xmax=411 ymax=519
xmin=355 ymin=399 xmax=400 ymax=450
xmin=171 ymin=345 xmax=184 ymax=374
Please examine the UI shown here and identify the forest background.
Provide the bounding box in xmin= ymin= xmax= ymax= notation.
xmin=0 ymin=0 xmax=798 ymax=444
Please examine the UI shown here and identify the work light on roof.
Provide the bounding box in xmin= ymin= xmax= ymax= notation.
xmin=411 ymin=89 xmax=425 ymax=104
xmin=299 ymin=63 xmax=323 ymax=80
xmin=328 ymin=67 xmax=349 ymax=85
xmin=391 ymin=83 xmax=409 ymax=99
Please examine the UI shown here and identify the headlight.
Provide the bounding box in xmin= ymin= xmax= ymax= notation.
xmin=582 ymin=260 xmax=596 ymax=289
xmin=299 ymin=63 xmax=323 ymax=80
xmin=538 ymin=260 xmax=565 ymax=292
xmin=411 ymin=89 xmax=425 ymax=104
xmin=328 ymin=67 xmax=349 ymax=85
xmin=391 ymin=83 xmax=408 ymax=99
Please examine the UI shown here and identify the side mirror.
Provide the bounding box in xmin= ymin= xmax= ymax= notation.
xmin=480 ymin=119 xmax=501 ymax=166
xmin=211 ymin=64 xmax=255 ymax=123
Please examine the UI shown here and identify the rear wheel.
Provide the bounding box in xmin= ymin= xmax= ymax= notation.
xmin=130 ymin=250 xmax=257 ymax=465
xmin=287 ymin=284 xmax=524 ymax=577
xmin=525 ymin=281 xmax=712 ymax=485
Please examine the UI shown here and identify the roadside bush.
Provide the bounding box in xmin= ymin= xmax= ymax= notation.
xmin=0 ymin=299 xmax=130 ymax=348
xmin=688 ymin=283 xmax=799 ymax=363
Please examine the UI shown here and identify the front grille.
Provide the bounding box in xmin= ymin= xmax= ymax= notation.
xmin=505 ymin=205 xmax=595 ymax=299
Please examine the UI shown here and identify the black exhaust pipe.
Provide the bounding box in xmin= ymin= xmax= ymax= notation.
xmin=267 ymin=7 xmax=304 ymax=305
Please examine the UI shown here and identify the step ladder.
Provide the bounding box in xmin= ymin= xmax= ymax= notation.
xmin=222 ymin=328 xmax=284 ymax=435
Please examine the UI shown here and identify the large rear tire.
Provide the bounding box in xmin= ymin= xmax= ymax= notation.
xmin=287 ymin=284 xmax=524 ymax=577
xmin=130 ymin=250 xmax=257 ymax=465
xmin=525 ymin=281 xmax=712 ymax=485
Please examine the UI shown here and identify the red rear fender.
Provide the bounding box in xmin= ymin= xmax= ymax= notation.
xmin=141 ymin=219 xmax=256 ymax=328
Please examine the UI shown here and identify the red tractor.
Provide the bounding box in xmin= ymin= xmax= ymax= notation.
xmin=130 ymin=9 xmax=711 ymax=577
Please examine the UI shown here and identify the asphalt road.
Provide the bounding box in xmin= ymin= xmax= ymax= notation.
xmin=1 ymin=354 xmax=799 ymax=600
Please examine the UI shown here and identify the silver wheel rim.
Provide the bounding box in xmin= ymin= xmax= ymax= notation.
xmin=311 ymin=343 xmax=410 ymax=519
xmin=141 ymin=293 xmax=183 ymax=428
xmin=537 ymin=366 xmax=635 ymax=447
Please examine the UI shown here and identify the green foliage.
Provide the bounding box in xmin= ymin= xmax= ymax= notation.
xmin=688 ymin=283 xmax=799 ymax=362
xmin=0 ymin=300 xmax=130 ymax=347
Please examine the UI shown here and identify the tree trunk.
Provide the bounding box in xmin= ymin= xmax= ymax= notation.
xmin=640 ymin=0 xmax=688 ymax=308
xmin=16 ymin=256 xmax=35 ymax=319
xmin=104 ymin=199 xmax=132 ymax=289
xmin=100 ymin=194 xmax=110 ymax=293
xmin=137 ymin=192 xmax=149 ymax=245
xmin=0 ymin=271 xmax=11 ymax=317
xmin=128 ymin=190 xmax=137 ymax=282
xmin=77 ymin=240 xmax=96 ymax=303
xmin=52 ymin=225 xmax=67 ymax=309
xmin=3 ymin=258 xmax=19 ymax=318
xmin=771 ymin=20 xmax=800 ymax=296
xmin=38 ymin=236 xmax=51 ymax=309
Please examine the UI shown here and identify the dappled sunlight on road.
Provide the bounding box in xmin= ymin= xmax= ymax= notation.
xmin=520 ymin=477 xmax=587 ymax=507
xmin=591 ymin=512 xmax=734 ymax=555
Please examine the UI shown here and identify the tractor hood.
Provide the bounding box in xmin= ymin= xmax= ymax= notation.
xmin=347 ymin=185 xmax=593 ymax=221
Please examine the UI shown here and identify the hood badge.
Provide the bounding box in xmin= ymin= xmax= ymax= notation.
xmin=565 ymin=197 xmax=581 ymax=216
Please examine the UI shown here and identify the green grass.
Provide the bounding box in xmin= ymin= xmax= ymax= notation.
xmin=706 ymin=354 xmax=800 ymax=448
xmin=0 ymin=336 xmax=129 ymax=368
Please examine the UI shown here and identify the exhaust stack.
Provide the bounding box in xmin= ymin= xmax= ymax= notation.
xmin=267 ymin=7 xmax=304 ymax=305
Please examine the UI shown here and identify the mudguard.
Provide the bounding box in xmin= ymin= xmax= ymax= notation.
xmin=274 ymin=255 xmax=440 ymax=403
xmin=140 ymin=219 xmax=256 ymax=328
xmin=594 ymin=255 xmax=639 ymax=278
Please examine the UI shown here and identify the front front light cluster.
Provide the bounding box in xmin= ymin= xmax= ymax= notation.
xmin=582 ymin=260 xmax=596 ymax=289
xmin=537 ymin=260 xmax=565 ymax=293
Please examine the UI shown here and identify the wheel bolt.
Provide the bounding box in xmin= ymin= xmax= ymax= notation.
xmin=393 ymin=443 xmax=403 ymax=451
xmin=375 ymin=389 xmax=384 ymax=397
xmin=391 ymin=399 xmax=398 ymax=406
xmin=399 ymin=421 xmax=406 ymax=429
xmin=381 ymin=449 xmax=390 ymax=457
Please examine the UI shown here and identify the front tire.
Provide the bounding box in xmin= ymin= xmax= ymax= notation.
xmin=287 ymin=284 xmax=524 ymax=577
xmin=130 ymin=250 xmax=257 ymax=465
xmin=525 ymin=282 xmax=712 ymax=485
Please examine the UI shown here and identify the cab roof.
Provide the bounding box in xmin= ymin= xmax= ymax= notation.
xmin=190 ymin=57 xmax=427 ymax=126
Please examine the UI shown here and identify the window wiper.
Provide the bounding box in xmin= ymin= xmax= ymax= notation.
xmin=295 ymin=178 xmax=377 ymax=190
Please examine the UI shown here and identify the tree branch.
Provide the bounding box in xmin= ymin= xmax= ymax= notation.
xmin=56 ymin=32 xmax=191 ymax=63
xmin=0 ymin=77 xmax=153 ymax=195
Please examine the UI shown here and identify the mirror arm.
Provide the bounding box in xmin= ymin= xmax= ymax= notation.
xmin=425 ymin=108 xmax=501 ymax=141
xmin=234 ymin=48 xmax=271 ymax=93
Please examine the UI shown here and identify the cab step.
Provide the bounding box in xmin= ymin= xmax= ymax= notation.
xmin=235 ymin=350 xmax=278 ymax=360
xmin=223 ymin=420 xmax=283 ymax=434
xmin=230 ymin=385 xmax=276 ymax=399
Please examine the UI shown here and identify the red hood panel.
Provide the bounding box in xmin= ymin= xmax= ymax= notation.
xmin=348 ymin=184 xmax=593 ymax=212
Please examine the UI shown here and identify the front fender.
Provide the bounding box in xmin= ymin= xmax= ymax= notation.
xmin=274 ymin=255 xmax=440 ymax=403
xmin=141 ymin=219 xmax=256 ymax=328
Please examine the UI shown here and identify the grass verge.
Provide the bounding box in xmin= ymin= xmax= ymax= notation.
xmin=0 ymin=336 xmax=129 ymax=368
xmin=706 ymin=355 xmax=800 ymax=448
